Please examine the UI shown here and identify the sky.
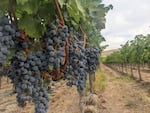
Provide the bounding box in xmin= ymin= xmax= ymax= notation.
xmin=101 ymin=0 xmax=150 ymax=50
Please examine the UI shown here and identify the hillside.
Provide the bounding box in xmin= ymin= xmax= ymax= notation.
xmin=101 ymin=49 xmax=119 ymax=57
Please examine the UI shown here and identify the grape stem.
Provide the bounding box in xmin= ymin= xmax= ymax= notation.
xmin=53 ymin=0 xmax=65 ymax=26
xmin=61 ymin=38 xmax=69 ymax=72
xmin=53 ymin=0 xmax=68 ymax=80
xmin=41 ymin=72 xmax=52 ymax=79
xmin=53 ymin=38 xmax=69 ymax=80
xmin=19 ymin=30 xmax=28 ymax=41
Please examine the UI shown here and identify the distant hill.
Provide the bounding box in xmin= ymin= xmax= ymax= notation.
xmin=101 ymin=49 xmax=119 ymax=57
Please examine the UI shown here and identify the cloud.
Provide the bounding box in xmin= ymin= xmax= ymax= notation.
xmin=101 ymin=0 xmax=150 ymax=50
xmin=101 ymin=36 xmax=127 ymax=50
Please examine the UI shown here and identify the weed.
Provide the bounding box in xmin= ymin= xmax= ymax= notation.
xmin=125 ymin=99 xmax=137 ymax=108
xmin=86 ymin=69 xmax=106 ymax=92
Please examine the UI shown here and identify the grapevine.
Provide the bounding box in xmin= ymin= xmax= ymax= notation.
xmin=0 ymin=0 xmax=111 ymax=112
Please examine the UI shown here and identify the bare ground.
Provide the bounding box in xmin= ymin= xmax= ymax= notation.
xmin=0 ymin=64 xmax=150 ymax=113
xmin=101 ymin=64 xmax=150 ymax=113
xmin=48 ymin=81 xmax=80 ymax=113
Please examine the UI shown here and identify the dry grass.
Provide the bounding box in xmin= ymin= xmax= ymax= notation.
xmin=86 ymin=68 xmax=106 ymax=92
xmin=115 ymin=75 xmax=132 ymax=82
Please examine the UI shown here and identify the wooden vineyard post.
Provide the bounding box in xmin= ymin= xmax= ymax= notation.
xmin=89 ymin=73 xmax=94 ymax=93
xmin=130 ymin=64 xmax=134 ymax=78
xmin=0 ymin=76 xmax=1 ymax=89
xmin=79 ymin=90 xmax=84 ymax=112
xmin=137 ymin=64 xmax=142 ymax=81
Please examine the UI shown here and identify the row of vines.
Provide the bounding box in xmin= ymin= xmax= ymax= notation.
xmin=0 ymin=0 xmax=112 ymax=113
xmin=104 ymin=34 xmax=150 ymax=81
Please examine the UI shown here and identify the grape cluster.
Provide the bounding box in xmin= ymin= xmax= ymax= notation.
xmin=0 ymin=16 xmax=31 ymax=66
xmin=42 ymin=21 xmax=68 ymax=78
xmin=15 ymin=37 xmax=29 ymax=49
xmin=0 ymin=14 xmax=101 ymax=113
xmin=8 ymin=51 xmax=50 ymax=113
xmin=0 ymin=16 xmax=20 ymax=67
xmin=64 ymin=37 xmax=88 ymax=93
xmin=85 ymin=47 xmax=100 ymax=74
xmin=64 ymin=34 xmax=100 ymax=93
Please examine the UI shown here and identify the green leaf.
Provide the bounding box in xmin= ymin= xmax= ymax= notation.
xmin=74 ymin=0 xmax=85 ymax=17
xmin=58 ymin=0 xmax=66 ymax=8
xmin=16 ymin=0 xmax=29 ymax=5
xmin=15 ymin=0 xmax=39 ymax=14
xmin=18 ymin=14 xmax=44 ymax=38
xmin=37 ymin=2 xmax=56 ymax=23
xmin=71 ymin=20 xmax=78 ymax=30
xmin=48 ymin=65 xmax=54 ymax=70
xmin=68 ymin=0 xmax=86 ymax=21
xmin=67 ymin=5 xmax=80 ymax=23
xmin=0 ymin=0 xmax=9 ymax=12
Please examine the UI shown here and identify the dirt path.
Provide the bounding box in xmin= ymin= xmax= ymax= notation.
xmin=0 ymin=78 xmax=81 ymax=113
xmin=101 ymin=64 xmax=150 ymax=113
xmin=0 ymin=78 xmax=33 ymax=113
xmin=49 ymin=64 xmax=150 ymax=113
xmin=48 ymin=81 xmax=80 ymax=113
xmin=0 ymin=65 xmax=150 ymax=113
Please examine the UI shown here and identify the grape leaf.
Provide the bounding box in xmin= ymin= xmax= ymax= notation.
xmin=37 ymin=2 xmax=56 ymax=23
xmin=15 ymin=0 xmax=39 ymax=14
xmin=18 ymin=14 xmax=44 ymax=38
xmin=0 ymin=0 xmax=9 ymax=12
xmin=58 ymin=0 xmax=66 ymax=8
xmin=74 ymin=0 xmax=85 ymax=17
xmin=16 ymin=0 xmax=29 ymax=5
xmin=67 ymin=5 xmax=80 ymax=23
